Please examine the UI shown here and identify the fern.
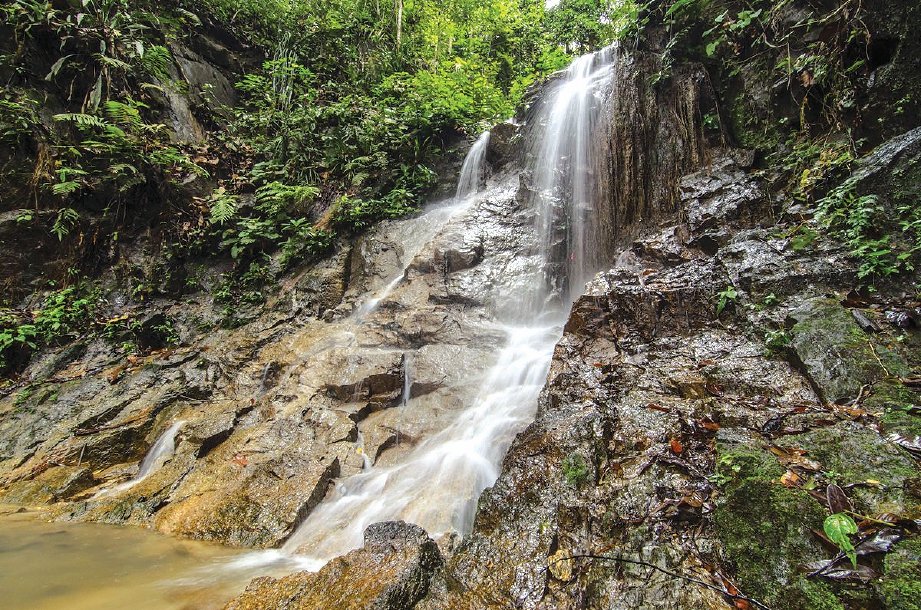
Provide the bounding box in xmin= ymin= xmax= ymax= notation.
xmin=209 ymin=188 xmax=239 ymax=225
xmin=51 ymin=207 xmax=80 ymax=240
xmin=103 ymin=100 xmax=144 ymax=129
xmin=255 ymin=181 xmax=319 ymax=214
xmin=140 ymin=45 xmax=172 ymax=82
xmin=53 ymin=113 xmax=106 ymax=128
xmin=93 ymin=53 xmax=132 ymax=71
xmin=52 ymin=181 xmax=82 ymax=196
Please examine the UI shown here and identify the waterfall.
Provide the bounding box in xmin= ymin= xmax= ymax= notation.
xmin=455 ymin=131 xmax=491 ymax=203
xmin=94 ymin=420 xmax=185 ymax=497
xmin=276 ymin=49 xmax=617 ymax=569
xmin=529 ymin=46 xmax=616 ymax=306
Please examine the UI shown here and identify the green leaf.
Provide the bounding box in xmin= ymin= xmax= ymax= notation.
xmin=824 ymin=513 xmax=858 ymax=568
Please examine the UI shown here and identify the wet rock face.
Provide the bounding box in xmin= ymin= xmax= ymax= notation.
xmin=425 ymin=149 xmax=920 ymax=609
xmin=0 ymin=209 xmax=70 ymax=300
xmin=224 ymin=521 xmax=442 ymax=610
xmin=788 ymin=298 xmax=887 ymax=404
xmin=0 ymin=152 xmax=537 ymax=554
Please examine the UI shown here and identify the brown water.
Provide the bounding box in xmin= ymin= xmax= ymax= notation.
xmin=0 ymin=512 xmax=293 ymax=610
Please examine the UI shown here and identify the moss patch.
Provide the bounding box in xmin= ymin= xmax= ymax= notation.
xmin=789 ymin=298 xmax=886 ymax=404
xmin=714 ymin=445 xmax=838 ymax=610
xmin=877 ymin=537 xmax=921 ymax=610
xmin=791 ymin=425 xmax=919 ymax=517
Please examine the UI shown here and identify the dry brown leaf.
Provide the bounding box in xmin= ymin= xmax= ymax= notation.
xmin=780 ymin=470 xmax=801 ymax=487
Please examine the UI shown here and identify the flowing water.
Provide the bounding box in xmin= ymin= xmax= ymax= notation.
xmin=455 ymin=131 xmax=491 ymax=202
xmin=354 ymin=131 xmax=491 ymax=322
xmin=530 ymin=46 xmax=616 ymax=306
xmin=94 ymin=420 xmax=185 ymax=497
xmin=280 ymin=47 xmax=617 ymax=567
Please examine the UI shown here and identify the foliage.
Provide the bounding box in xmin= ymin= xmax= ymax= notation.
xmin=0 ymin=283 xmax=100 ymax=371
xmin=562 ymin=453 xmax=590 ymax=486
xmin=545 ymin=0 xmax=642 ymax=53
xmin=823 ymin=513 xmax=858 ymax=569
xmin=764 ymin=329 xmax=792 ymax=353
xmin=817 ymin=178 xmax=920 ymax=280
xmin=716 ymin=285 xmax=738 ymax=316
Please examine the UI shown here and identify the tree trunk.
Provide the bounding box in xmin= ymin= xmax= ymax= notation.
xmin=394 ymin=0 xmax=403 ymax=51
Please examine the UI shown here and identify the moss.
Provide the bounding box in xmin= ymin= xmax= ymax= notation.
xmin=789 ymin=298 xmax=886 ymax=404
xmin=791 ymin=426 xmax=919 ymax=516
xmin=728 ymin=91 xmax=783 ymax=152
xmin=877 ymin=537 xmax=921 ymax=610
xmin=714 ymin=445 xmax=835 ymax=610
xmin=869 ymin=379 xmax=921 ymax=438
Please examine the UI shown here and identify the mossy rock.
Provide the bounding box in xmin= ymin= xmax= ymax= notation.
xmin=788 ymin=298 xmax=886 ymax=404
xmin=790 ymin=425 xmax=920 ymax=518
xmin=714 ymin=445 xmax=840 ymax=610
xmin=868 ymin=379 xmax=921 ymax=438
xmin=877 ymin=537 xmax=921 ymax=610
xmin=0 ymin=465 xmax=95 ymax=505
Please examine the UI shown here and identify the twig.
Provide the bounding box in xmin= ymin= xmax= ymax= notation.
xmin=549 ymin=553 xmax=773 ymax=610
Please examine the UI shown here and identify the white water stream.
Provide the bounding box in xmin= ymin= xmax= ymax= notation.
xmin=279 ymin=48 xmax=617 ymax=568
xmin=93 ymin=420 xmax=185 ymax=498
xmin=531 ymin=46 xmax=616 ymax=305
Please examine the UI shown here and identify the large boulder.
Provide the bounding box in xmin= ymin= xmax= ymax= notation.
xmin=224 ymin=521 xmax=443 ymax=610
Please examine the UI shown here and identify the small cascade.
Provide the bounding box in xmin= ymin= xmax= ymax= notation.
xmin=529 ymin=46 xmax=617 ymax=306
xmin=396 ymin=353 xmax=413 ymax=446
xmin=455 ymin=131 xmax=491 ymax=202
xmin=352 ymin=131 xmax=492 ymax=322
xmin=355 ymin=430 xmax=373 ymax=471
xmin=352 ymin=274 xmax=405 ymax=322
xmin=95 ymin=420 xmax=185 ymax=497
xmin=256 ymin=362 xmax=274 ymax=395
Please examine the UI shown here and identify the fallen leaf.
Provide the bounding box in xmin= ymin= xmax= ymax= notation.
xmin=769 ymin=445 xmax=822 ymax=471
xmin=804 ymin=561 xmax=878 ymax=582
xmin=780 ymin=470 xmax=801 ymax=487
xmin=887 ymin=433 xmax=921 ymax=456
xmin=856 ymin=529 xmax=902 ymax=555
xmin=826 ymin=483 xmax=853 ymax=514
xmin=698 ymin=419 xmax=721 ymax=432
xmin=716 ymin=573 xmax=750 ymax=609
xmin=548 ymin=549 xmax=573 ymax=582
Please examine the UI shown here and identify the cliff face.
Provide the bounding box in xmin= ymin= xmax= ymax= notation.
xmin=425 ymin=143 xmax=921 ymax=609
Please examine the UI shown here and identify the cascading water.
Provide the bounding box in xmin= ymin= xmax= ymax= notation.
xmin=352 ymin=132 xmax=490 ymax=322
xmin=529 ymin=46 xmax=616 ymax=306
xmin=279 ymin=49 xmax=617 ymax=569
xmin=94 ymin=420 xmax=185 ymax=497
xmin=455 ymin=131 xmax=491 ymax=202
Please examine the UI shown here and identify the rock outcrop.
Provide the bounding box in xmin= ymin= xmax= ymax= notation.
xmin=224 ymin=522 xmax=442 ymax=610
xmin=423 ymin=146 xmax=921 ymax=609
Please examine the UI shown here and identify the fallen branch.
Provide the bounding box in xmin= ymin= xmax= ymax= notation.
xmin=549 ymin=553 xmax=773 ymax=610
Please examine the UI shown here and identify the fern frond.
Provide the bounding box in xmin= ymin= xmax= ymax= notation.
xmin=53 ymin=113 xmax=106 ymax=128
xmin=209 ymin=188 xmax=239 ymax=225
xmin=140 ymin=45 xmax=173 ymax=82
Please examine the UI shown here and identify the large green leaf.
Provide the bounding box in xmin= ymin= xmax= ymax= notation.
xmin=824 ymin=513 xmax=858 ymax=568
